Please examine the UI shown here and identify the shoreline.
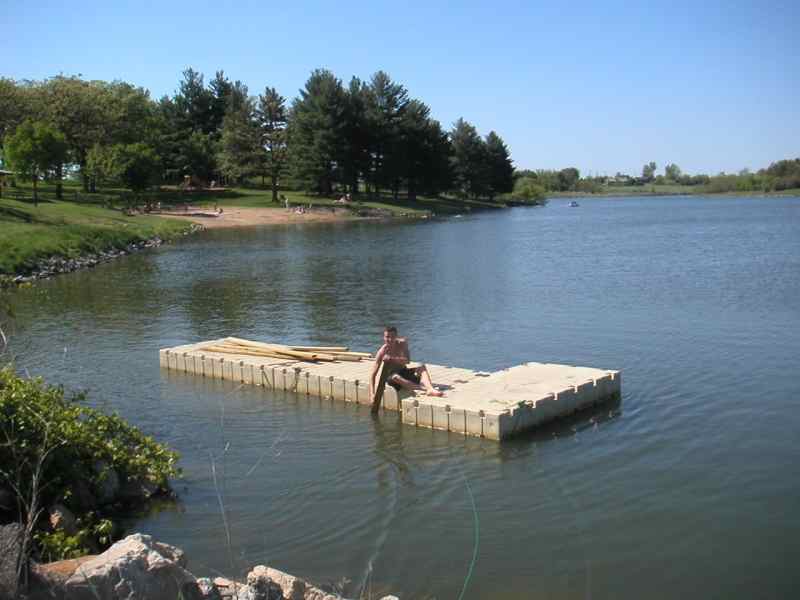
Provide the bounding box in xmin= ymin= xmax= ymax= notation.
xmin=2 ymin=224 xmax=202 ymax=286
xmin=547 ymin=189 xmax=800 ymax=199
xmin=155 ymin=204 xmax=391 ymax=229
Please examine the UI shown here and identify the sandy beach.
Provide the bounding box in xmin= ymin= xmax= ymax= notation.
xmin=156 ymin=206 xmax=368 ymax=229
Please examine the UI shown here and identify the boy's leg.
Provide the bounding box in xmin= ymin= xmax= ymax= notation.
xmin=415 ymin=365 xmax=444 ymax=397
xmin=389 ymin=373 xmax=424 ymax=392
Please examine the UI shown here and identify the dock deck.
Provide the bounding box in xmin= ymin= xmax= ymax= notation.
xmin=159 ymin=340 xmax=621 ymax=441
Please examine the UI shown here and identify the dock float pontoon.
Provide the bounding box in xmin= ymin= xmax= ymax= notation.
xmin=159 ymin=340 xmax=621 ymax=441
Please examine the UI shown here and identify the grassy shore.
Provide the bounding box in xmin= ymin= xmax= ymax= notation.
xmin=0 ymin=187 xmax=194 ymax=276
xmin=0 ymin=181 xmax=511 ymax=276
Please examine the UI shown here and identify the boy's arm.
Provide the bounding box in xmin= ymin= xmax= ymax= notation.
xmin=369 ymin=345 xmax=387 ymax=395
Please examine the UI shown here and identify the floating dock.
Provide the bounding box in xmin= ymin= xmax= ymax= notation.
xmin=159 ymin=340 xmax=621 ymax=441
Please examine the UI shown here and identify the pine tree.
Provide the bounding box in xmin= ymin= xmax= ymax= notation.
xmin=217 ymin=97 xmax=260 ymax=184
xmin=484 ymin=131 xmax=514 ymax=201
xmin=366 ymin=71 xmax=409 ymax=200
xmin=450 ymin=118 xmax=487 ymax=199
xmin=288 ymin=69 xmax=347 ymax=195
xmin=256 ymin=87 xmax=288 ymax=202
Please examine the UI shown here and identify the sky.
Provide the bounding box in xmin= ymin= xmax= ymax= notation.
xmin=3 ymin=0 xmax=798 ymax=176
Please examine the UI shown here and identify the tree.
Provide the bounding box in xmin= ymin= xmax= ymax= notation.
xmin=450 ymin=118 xmax=487 ymax=199
xmin=557 ymin=167 xmax=580 ymax=191
xmin=513 ymin=177 xmax=546 ymax=203
xmin=642 ymin=161 xmax=657 ymax=182
xmin=112 ymin=143 xmax=161 ymax=195
xmin=256 ymin=87 xmax=289 ymax=202
xmin=366 ymin=71 xmax=409 ymax=199
xmin=85 ymin=143 xmax=117 ymax=188
xmin=4 ymin=119 xmax=68 ymax=205
xmin=484 ymin=131 xmax=514 ymax=201
xmin=176 ymin=131 xmax=217 ymax=184
xmin=39 ymin=77 xmax=112 ymax=193
xmin=174 ymin=68 xmax=214 ymax=135
xmin=288 ymin=69 xmax=348 ymax=195
xmin=664 ymin=163 xmax=682 ymax=181
xmin=340 ymin=77 xmax=372 ymax=197
xmin=217 ymin=96 xmax=260 ymax=184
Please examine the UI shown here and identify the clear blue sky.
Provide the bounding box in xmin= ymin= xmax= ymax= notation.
xmin=4 ymin=0 xmax=798 ymax=176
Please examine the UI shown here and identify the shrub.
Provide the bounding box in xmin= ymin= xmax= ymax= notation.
xmin=0 ymin=367 xmax=180 ymax=559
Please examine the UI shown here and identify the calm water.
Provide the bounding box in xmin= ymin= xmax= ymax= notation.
xmin=4 ymin=195 xmax=800 ymax=599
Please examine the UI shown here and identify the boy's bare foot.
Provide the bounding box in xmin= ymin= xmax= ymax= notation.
xmin=427 ymin=389 xmax=444 ymax=397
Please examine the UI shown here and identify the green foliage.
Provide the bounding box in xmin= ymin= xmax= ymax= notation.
xmin=0 ymin=367 xmax=180 ymax=559
xmin=4 ymin=119 xmax=68 ymax=203
xmin=112 ymin=143 xmax=161 ymax=193
xmin=642 ymin=161 xmax=657 ymax=182
xmin=513 ymin=177 xmax=546 ymax=202
xmin=218 ymin=96 xmax=260 ymax=183
xmin=0 ymin=367 xmax=180 ymax=491
xmin=257 ymin=87 xmax=289 ymax=201
xmin=484 ymin=131 xmax=514 ymax=201
xmin=664 ymin=163 xmax=682 ymax=181
xmin=35 ymin=516 xmax=114 ymax=562
xmin=288 ymin=69 xmax=349 ymax=195
xmin=450 ymin=118 xmax=488 ymax=199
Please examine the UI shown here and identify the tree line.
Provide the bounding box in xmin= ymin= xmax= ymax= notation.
xmin=0 ymin=70 xmax=515 ymax=203
xmin=512 ymin=159 xmax=800 ymax=195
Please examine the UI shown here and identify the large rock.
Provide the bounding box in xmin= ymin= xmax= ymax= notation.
xmin=0 ymin=523 xmax=22 ymax=600
xmin=60 ymin=533 xmax=202 ymax=600
xmin=243 ymin=566 xmax=342 ymax=600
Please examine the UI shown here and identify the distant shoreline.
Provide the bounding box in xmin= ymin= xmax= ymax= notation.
xmin=547 ymin=188 xmax=800 ymax=199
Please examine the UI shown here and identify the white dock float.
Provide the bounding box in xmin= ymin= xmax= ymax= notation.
xmin=159 ymin=340 xmax=621 ymax=441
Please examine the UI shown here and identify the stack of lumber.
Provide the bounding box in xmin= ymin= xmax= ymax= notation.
xmin=198 ymin=337 xmax=372 ymax=363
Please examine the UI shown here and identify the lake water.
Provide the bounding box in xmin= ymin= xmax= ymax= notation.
xmin=4 ymin=195 xmax=800 ymax=599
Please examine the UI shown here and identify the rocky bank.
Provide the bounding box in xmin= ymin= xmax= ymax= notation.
xmin=3 ymin=533 xmax=398 ymax=600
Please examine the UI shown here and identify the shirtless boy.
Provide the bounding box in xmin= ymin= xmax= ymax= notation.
xmin=369 ymin=326 xmax=444 ymax=399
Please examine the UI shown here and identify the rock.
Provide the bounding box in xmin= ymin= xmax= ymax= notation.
xmin=256 ymin=567 xmax=342 ymax=600
xmin=93 ymin=461 xmax=120 ymax=505
xmin=244 ymin=565 xmax=282 ymax=600
xmin=31 ymin=555 xmax=96 ymax=598
xmin=0 ymin=523 xmax=22 ymax=600
xmin=197 ymin=577 xmax=222 ymax=600
xmin=61 ymin=533 xmax=202 ymax=600
xmin=49 ymin=503 xmax=78 ymax=536
xmin=260 ymin=567 xmax=305 ymax=600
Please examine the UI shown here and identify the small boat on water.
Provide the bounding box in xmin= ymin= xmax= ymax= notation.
xmin=569 ymin=200 xmax=580 ymax=207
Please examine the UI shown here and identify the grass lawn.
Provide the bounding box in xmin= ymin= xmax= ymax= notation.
xmin=177 ymin=186 xmax=503 ymax=216
xmin=3 ymin=180 xmax=506 ymax=215
xmin=0 ymin=187 xmax=193 ymax=275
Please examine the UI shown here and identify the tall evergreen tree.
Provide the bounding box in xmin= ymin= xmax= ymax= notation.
xmin=340 ymin=77 xmax=371 ymax=197
xmin=256 ymin=86 xmax=289 ymax=201
xmin=174 ymin=68 xmax=214 ymax=135
xmin=288 ymin=69 xmax=347 ymax=195
xmin=484 ymin=131 xmax=514 ymax=201
xmin=450 ymin=118 xmax=487 ymax=199
xmin=366 ymin=71 xmax=409 ymax=199
xmin=217 ymin=96 xmax=260 ymax=184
